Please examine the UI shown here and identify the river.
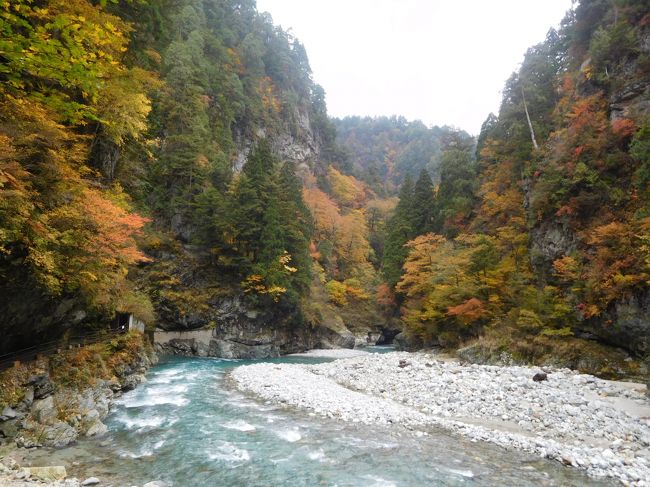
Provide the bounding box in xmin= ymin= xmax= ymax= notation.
xmin=33 ymin=349 xmax=613 ymax=486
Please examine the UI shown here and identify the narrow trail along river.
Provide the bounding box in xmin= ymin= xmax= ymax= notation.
xmin=33 ymin=350 xmax=614 ymax=486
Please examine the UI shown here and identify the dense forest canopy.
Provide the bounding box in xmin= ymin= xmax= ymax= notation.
xmin=333 ymin=116 xmax=474 ymax=196
xmin=1 ymin=0 xmax=649 ymax=376
xmin=0 ymin=0 xmax=330 ymax=352
xmin=384 ymin=0 xmax=650 ymax=372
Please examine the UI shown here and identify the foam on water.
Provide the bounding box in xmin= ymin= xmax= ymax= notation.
xmin=147 ymin=377 xmax=173 ymax=385
xmin=307 ymin=448 xmax=326 ymax=461
xmin=119 ymin=448 xmax=154 ymax=459
xmin=447 ymin=468 xmax=475 ymax=478
xmin=362 ymin=475 xmax=397 ymax=487
xmin=276 ymin=428 xmax=301 ymax=442
xmin=207 ymin=442 xmax=251 ymax=463
xmin=114 ymin=415 xmax=166 ymax=430
xmin=154 ymin=369 xmax=184 ymax=378
xmin=147 ymin=383 xmax=188 ymax=395
xmin=270 ymin=457 xmax=290 ymax=464
xmin=220 ymin=420 xmax=256 ymax=432
xmin=123 ymin=394 xmax=189 ymax=408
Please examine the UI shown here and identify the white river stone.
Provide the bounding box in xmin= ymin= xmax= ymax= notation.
xmin=231 ymin=350 xmax=650 ymax=486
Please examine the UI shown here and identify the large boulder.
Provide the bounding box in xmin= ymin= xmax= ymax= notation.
xmin=0 ymin=419 xmax=19 ymax=439
xmin=313 ymin=324 xmax=355 ymax=349
xmin=208 ymin=339 xmax=280 ymax=359
xmin=120 ymin=373 xmax=146 ymax=392
xmin=18 ymin=420 xmax=77 ymax=447
xmin=84 ymin=419 xmax=108 ymax=437
xmin=22 ymin=466 xmax=67 ymax=482
xmin=581 ymin=288 xmax=650 ymax=356
xmin=28 ymin=374 xmax=54 ymax=400
xmin=393 ymin=332 xmax=424 ymax=352
xmin=0 ymin=406 xmax=18 ymax=421
xmin=160 ymin=338 xmax=209 ymax=357
xmin=31 ymin=396 xmax=57 ymax=424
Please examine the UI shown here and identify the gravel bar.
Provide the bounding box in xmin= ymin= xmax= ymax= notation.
xmin=231 ymin=351 xmax=650 ymax=486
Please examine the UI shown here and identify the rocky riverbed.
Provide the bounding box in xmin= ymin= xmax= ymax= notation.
xmin=0 ymin=447 xmax=170 ymax=487
xmin=0 ymin=333 xmax=163 ymax=486
xmin=231 ymin=350 xmax=650 ymax=486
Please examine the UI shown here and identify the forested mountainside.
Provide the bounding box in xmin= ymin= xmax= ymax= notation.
xmin=1 ymin=0 xmax=649 ymax=377
xmin=0 ymin=0 xmax=344 ymax=355
xmin=0 ymin=0 xmax=408 ymax=357
xmin=332 ymin=116 xmax=474 ymax=196
xmin=385 ymin=0 xmax=650 ymax=376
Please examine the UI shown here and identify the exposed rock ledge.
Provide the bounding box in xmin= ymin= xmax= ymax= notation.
xmin=0 ymin=337 xmax=157 ymax=449
xmin=154 ymin=322 xmax=371 ymax=359
xmin=232 ymin=351 xmax=650 ymax=486
xmin=0 ymin=457 xmax=168 ymax=487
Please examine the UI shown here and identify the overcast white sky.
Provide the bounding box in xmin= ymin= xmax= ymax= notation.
xmin=256 ymin=0 xmax=574 ymax=135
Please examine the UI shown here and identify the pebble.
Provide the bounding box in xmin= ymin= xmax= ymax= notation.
xmin=82 ymin=477 xmax=101 ymax=486
xmin=232 ymin=351 xmax=650 ymax=486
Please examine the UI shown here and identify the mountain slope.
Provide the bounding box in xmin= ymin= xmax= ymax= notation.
xmin=387 ymin=0 xmax=650 ymax=377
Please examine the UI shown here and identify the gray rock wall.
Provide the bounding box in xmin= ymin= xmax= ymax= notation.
xmin=0 ymin=345 xmax=157 ymax=448
xmin=582 ymin=288 xmax=650 ymax=356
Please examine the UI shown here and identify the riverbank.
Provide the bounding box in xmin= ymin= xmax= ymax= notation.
xmin=0 ymin=456 xmax=168 ymax=487
xmin=232 ymin=350 xmax=650 ymax=486
xmin=0 ymin=332 xmax=157 ymax=450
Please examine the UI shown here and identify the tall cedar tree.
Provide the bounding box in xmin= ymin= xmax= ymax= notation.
xmin=411 ymin=168 xmax=436 ymax=233
xmin=234 ymin=141 xmax=312 ymax=304
xmin=433 ymin=149 xmax=477 ymax=237
xmin=382 ymin=175 xmax=416 ymax=287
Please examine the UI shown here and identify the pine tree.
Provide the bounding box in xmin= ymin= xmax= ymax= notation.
xmin=276 ymin=161 xmax=313 ymax=295
xmin=433 ymin=149 xmax=476 ymax=237
xmin=231 ymin=140 xmax=275 ymax=264
xmin=411 ymin=168 xmax=436 ymax=234
xmin=256 ymin=161 xmax=313 ymax=303
xmin=382 ymin=175 xmax=416 ymax=288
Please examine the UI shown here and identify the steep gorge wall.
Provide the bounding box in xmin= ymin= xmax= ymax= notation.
xmin=529 ymin=19 xmax=650 ymax=356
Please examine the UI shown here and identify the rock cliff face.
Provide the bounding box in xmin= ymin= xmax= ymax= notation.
xmin=608 ymin=27 xmax=650 ymax=122
xmin=155 ymin=295 xmax=311 ymax=359
xmin=143 ymin=104 xmax=389 ymax=359
xmin=152 ymin=284 xmax=393 ymax=359
xmin=232 ymin=107 xmax=321 ymax=174
xmin=530 ymin=207 xmax=650 ymax=358
xmin=0 ymin=289 xmax=100 ymax=358
xmin=583 ymin=288 xmax=650 ymax=356
xmin=529 ymin=219 xmax=578 ymax=278
xmin=153 ymin=294 xmax=377 ymax=360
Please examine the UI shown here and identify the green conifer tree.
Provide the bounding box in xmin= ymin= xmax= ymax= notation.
xmin=382 ymin=175 xmax=416 ymax=288
xmin=411 ymin=168 xmax=436 ymax=234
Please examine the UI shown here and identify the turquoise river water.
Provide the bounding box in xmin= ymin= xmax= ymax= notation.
xmin=33 ymin=348 xmax=613 ymax=486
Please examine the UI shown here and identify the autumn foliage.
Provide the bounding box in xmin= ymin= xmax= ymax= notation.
xmin=390 ymin=1 xmax=650 ymax=352
xmin=0 ymin=0 xmax=154 ymax=325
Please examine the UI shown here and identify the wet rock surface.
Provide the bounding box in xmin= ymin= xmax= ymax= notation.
xmin=0 ymin=348 xmax=157 ymax=449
